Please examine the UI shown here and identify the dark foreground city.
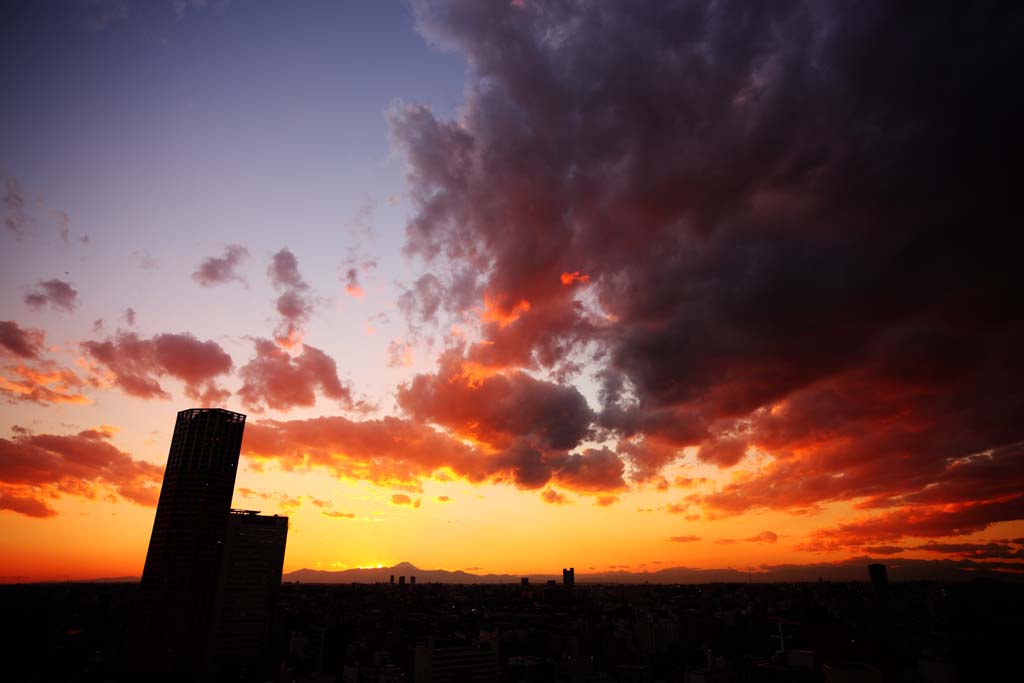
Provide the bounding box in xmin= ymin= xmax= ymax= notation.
xmin=2 ymin=573 xmax=1021 ymax=682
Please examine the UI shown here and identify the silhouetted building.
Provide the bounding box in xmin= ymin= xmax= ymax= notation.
xmin=390 ymin=574 xmax=395 ymax=585
xmin=415 ymin=638 xmax=498 ymax=683
xmin=410 ymin=575 xmax=416 ymax=585
xmin=563 ymin=567 xmax=575 ymax=588
xmin=129 ymin=408 xmax=247 ymax=675
xmin=868 ymin=563 xmax=889 ymax=602
xmin=210 ymin=510 xmax=288 ymax=674
xmin=823 ymin=662 xmax=883 ymax=683
xmin=521 ymin=577 xmax=529 ymax=586
xmin=399 ymin=575 xmax=406 ymax=586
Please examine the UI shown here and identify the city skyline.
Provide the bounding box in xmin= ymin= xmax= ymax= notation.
xmin=2 ymin=1 xmax=1024 ymax=583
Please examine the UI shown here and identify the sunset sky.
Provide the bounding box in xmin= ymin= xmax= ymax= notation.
xmin=2 ymin=0 xmax=1023 ymax=582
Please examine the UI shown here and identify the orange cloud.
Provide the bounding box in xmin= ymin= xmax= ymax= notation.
xmin=242 ymin=415 xmax=489 ymax=490
xmin=560 ymin=271 xmax=590 ymax=286
xmin=481 ymin=292 xmax=530 ymax=327
xmin=390 ymin=493 xmax=421 ymax=508
xmin=0 ymin=361 xmax=89 ymax=405
xmin=0 ymin=426 xmax=162 ymax=517
xmin=242 ymin=412 xmax=626 ymax=496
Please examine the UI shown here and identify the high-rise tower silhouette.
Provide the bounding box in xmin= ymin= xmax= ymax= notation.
xmin=210 ymin=510 xmax=288 ymax=673
xmin=130 ymin=408 xmax=247 ymax=675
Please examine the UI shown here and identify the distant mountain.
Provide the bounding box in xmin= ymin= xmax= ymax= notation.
xmin=283 ymin=557 xmax=1023 ymax=585
xmin=284 ymin=563 xmax=538 ymax=585
xmin=13 ymin=555 xmax=1018 ymax=586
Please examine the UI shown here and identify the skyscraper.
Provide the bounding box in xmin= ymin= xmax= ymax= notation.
xmin=130 ymin=408 xmax=247 ymax=675
xmin=210 ymin=510 xmax=289 ymax=674
xmin=868 ymin=563 xmax=889 ymax=604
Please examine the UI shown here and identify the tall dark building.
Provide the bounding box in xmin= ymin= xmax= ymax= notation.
xmin=868 ymin=563 xmax=889 ymax=603
xmin=130 ymin=408 xmax=247 ymax=675
xmin=563 ymin=567 xmax=575 ymax=588
xmin=210 ymin=510 xmax=288 ymax=674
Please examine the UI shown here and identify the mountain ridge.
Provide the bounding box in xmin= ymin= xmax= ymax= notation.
xmin=281 ymin=557 xmax=1024 ymax=584
xmin=11 ymin=556 xmax=1021 ymax=585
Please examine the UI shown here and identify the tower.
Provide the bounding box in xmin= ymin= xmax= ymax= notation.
xmin=210 ymin=510 xmax=289 ymax=674
xmin=563 ymin=567 xmax=575 ymax=588
xmin=131 ymin=408 xmax=247 ymax=674
xmin=868 ymin=563 xmax=889 ymax=604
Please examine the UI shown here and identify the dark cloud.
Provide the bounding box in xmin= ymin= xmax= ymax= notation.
xmin=395 ymin=348 xmax=625 ymax=493
xmin=549 ymin=447 xmax=626 ymax=493
xmin=268 ymin=247 xmax=307 ymax=289
xmin=861 ymin=546 xmax=905 ymax=556
xmin=192 ymin=244 xmax=249 ymax=287
xmin=237 ymin=339 xmax=353 ymax=413
xmin=397 ymin=349 xmax=593 ymax=452
xmin=916 ymin=542 xmax=1024 ymax=561
xmin=0 ymin=426 xmax=162 ymax=517
xmin=806 ymin=495 xmax=1024 ymax=548
xmin=388 ymin=0 xmax=1024 ymax=540
xmin=81 ymin=331 xmax=232 ymax=402
xmin=0 ymin=321 xmax=44 ymax=359
xmin=397 ymin=273 xmax=446 ymax=326
xmin=696 ymin=437 xmax=748 ymax=468
xmin=268 ymin=248 xmax=316 ymax=347
xmin=25 ymin=279 xmax=79 ymax=312
xmin=0 ymin=490 xmax=56 ymax=518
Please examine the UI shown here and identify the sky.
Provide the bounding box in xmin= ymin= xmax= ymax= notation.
xmin=2 ymin=0 xmax=1023 ymax=582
